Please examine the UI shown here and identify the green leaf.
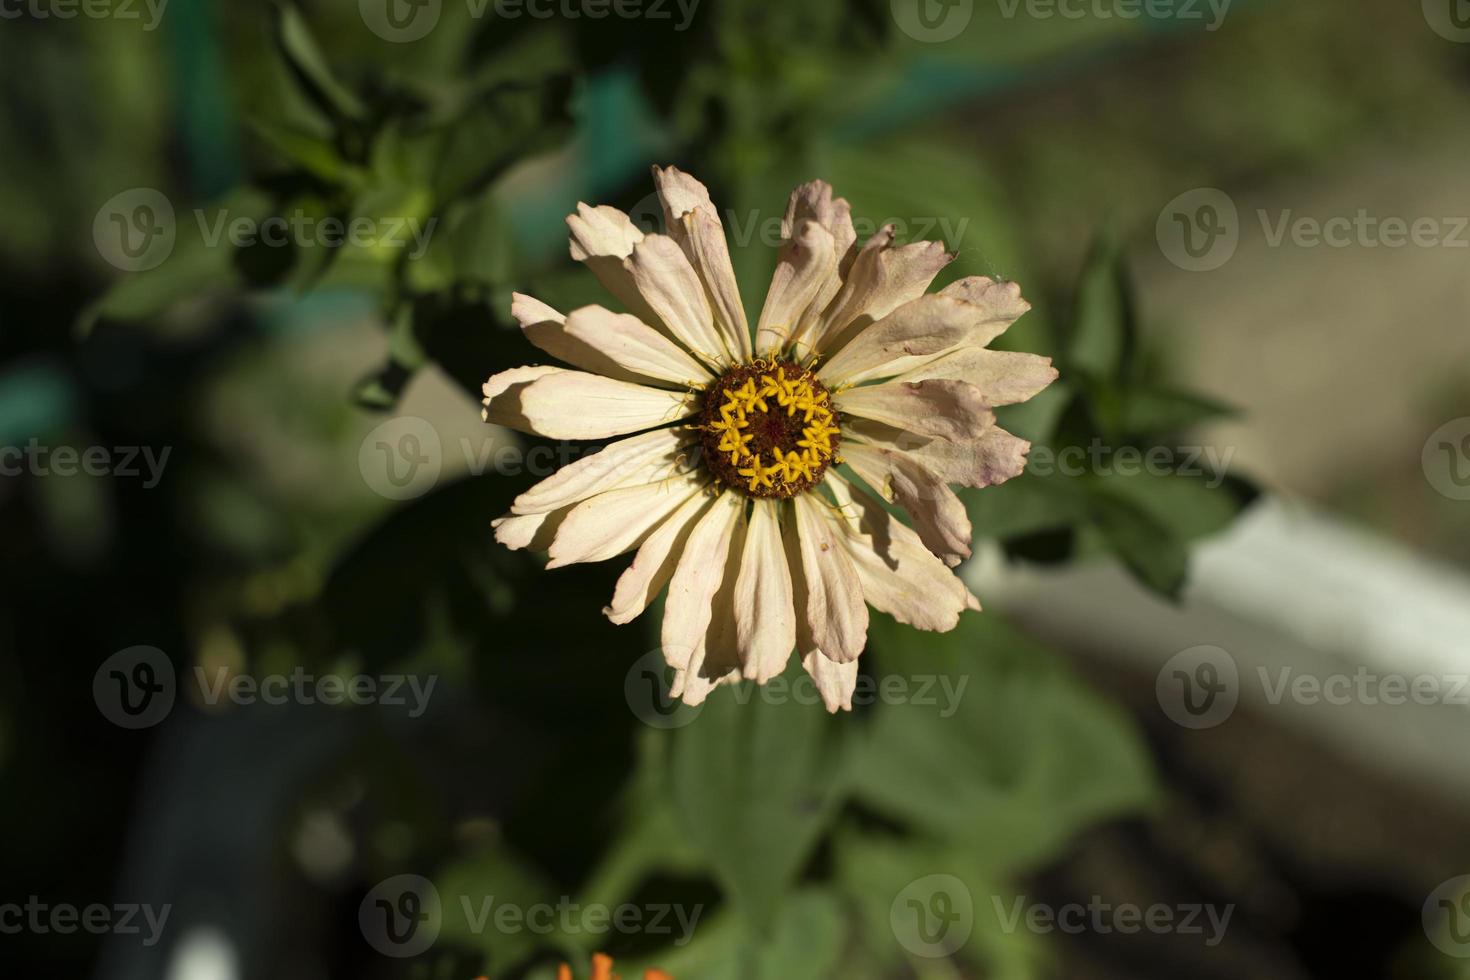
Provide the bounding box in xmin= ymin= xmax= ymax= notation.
xmin=271 ymin=4 xmax=366 ymax=123
xmin=1084 ymin=482 xmax=1191 ymax=599
xmin=1066 ymin=235 xmax=1136 ymax=383
xmin=666 ymin=662 xmax=851 ymax=933
xmin=853 ymin=614 xmax=1156 ymax=870
xmin=1120 ymin=385 xmax=1237 ymax=436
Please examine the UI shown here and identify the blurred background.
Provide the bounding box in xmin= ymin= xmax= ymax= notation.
xmin=3 ymin=0 xmax=1470 ymax=977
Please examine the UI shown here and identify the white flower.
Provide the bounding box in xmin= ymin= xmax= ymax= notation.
xmin=483 ymin=167 xmax=1056 ymax=711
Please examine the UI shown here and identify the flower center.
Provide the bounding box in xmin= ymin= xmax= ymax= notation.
xmin=698 ymin=359 xmax=840 ymax=499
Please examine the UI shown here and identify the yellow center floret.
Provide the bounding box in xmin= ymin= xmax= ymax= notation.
xmin=698 ymin=359 xmax=840 ymax=499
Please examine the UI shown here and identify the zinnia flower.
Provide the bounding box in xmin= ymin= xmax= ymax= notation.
xmin=483 ymin=167 xmax=1055 ymax=711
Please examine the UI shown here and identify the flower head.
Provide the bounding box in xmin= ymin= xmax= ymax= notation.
xmin=483 ymin=167 xmax=1056 ymax=711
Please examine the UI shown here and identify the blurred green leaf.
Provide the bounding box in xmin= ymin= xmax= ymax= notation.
xmin=854 ymin=614 xmax=1155 ymax=867
xmin=271 ymin=4 xmax=366 ymax=123
xmin=667 ymin=665 xmax=851 ymax=933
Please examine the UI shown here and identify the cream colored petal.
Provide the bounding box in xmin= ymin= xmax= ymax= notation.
xmin=826 ymin=474 xmax=972 ymax=632
xmin=801 ymin=649 xmax=859 ymax=713
xmin=493 ymin=509 xmax=564 ymax=551
xmin=563 ymin=305 xmax=712 ymax=386
xmin=512 ymin=293 xmax=671 ymax=388
xmin=843 ymin=442 xmax=972 ymax=568
xmin=755 ymin=218 xmax=837 ymax=356
xmin=488 ymin=370 xmax=697 ymax=440
xmin=661 ymin=491 xmax=745 ymax=671
xmin=894 ymin=348 xmax=1057 ymax=405
xmin=846 ymin=417 xmax=1030 ymax=489
xmin=481 ymin=365 xmax=565 ymax=428
xmin=816 ymin=294 xmax=983 ymax=386
xmin=796 ymin=232 xmax=953 ymax=360
xmin=732 ymin=499 xmax=796 ymax=684
xmin=566 ymin=203 xmax=663 ymax=327
xmin=652 ymin=166 xmax=752 ymax=361
xmin=835 ymin=379 xmax=991 ymax=442
xmin=676 ymin=526 xmax=748 ymax=705
xmin=792 ymin=492 xmax=869 ymax=663
xmin=604 ymin=490 xmax=713 ymax=624
xmin=512 ymin=426 xmax=692 ymax=516
xmin=624 ymin=234 xmax=732 ymax=368
xmin=937 ymin=276 xmax=1032 ymax=348
xmin=545 ymin=473 xmax=707 ymax=568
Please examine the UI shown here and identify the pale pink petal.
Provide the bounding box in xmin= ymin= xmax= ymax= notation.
xmin=661 ymin=491 xmax=745 ymax=671
xmin=652 ymin=166 xmax=752 ymax=361
xmin=733 ymin=499 xmax=797 ymax=684
xmin=624 ymin=234 xmax=732 ymax=368
xmin=801 ymin=649 xmax=859 ymax=713
xmin=545 ymin=473 xmax=707 ymax=568
xmin=834 ymin=379 xmax=991 ymax=442
xmin=846 ymin=417 xmax=1031 ymax=489
xmin=755 ymin=218 xmax=837 ymax=356
xmin=791 ymin=493 xmax=868 ymax=663
xmin=894 ymin=348 xmax=1057 ymax=405
xmin=937 ymin=276 xmax=1032 ymax=348
xmin=825 ymin=474 xmax=972 ymax=632
xmin=512 ymin=426 xmax=692 ymax=516
xmin=795 ymin=231 xmax=952 ymax=360
xmin=843 ymin=442 xmax=972 ymax=567
xmin=563 ymin=305 xmax=712 ymax=386
xmin=484 ymin=370 xmax=697 ymax=440
xmin=604 ymin=490 xmax=713 ymax=625
xmin=816 ymin=294 xmax=983 ymax=387
xmin=783 ymin=179 xmax=858 ymax=275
